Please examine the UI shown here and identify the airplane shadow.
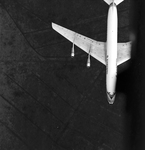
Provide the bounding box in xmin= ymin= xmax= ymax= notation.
xmin=116 ymin=0 xmax=145 ymax=149
xmin=117 ymin=21 xmax=145 ymax=150
xmin=116 ymin=59 xmax=138 ymax=150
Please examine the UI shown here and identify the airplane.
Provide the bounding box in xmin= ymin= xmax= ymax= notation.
xmin=52 ymin=0 xmax=132 ymax=104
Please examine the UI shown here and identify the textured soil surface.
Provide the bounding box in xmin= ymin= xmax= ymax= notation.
xmin=0 ymin=0 xmax=145 ymax=150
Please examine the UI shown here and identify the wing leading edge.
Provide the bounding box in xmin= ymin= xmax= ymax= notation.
xmin=52 ymin=23 xmax=131 ymax=66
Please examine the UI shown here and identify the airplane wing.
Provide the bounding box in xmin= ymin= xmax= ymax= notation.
xmin=52 ymin=23 xmax=106 ymax=65
xmin=52 ymin=23 xmax=131 ymax=66
xmin=117 ymin=42 xmax=132 ymax=66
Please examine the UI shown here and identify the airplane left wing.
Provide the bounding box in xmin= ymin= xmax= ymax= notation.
xmin=117 ymin=42 xmax=132 ymax=66
xmin=52 ymin=23 xmax=106 ymax=65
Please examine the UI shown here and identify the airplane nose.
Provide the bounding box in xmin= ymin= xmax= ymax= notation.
xmin=107 ymin=92 xmax=116 ymax=104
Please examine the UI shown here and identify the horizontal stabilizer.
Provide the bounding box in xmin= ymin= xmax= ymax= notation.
xmin=104 ymin=0 xmax=124 ymax=5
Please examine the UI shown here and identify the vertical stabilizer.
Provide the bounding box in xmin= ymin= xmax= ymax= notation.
xmin=104 ymin=0 xmax=124 ymax=5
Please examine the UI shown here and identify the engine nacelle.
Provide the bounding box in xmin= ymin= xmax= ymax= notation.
xmin=87 ymin=54 xmax=91 ymax=67
xmin=71 ymin=43 xmax=75 ymax=57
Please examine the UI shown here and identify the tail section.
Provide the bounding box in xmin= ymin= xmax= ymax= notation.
xmin=104 ymin=0 xmax=124 ymax=5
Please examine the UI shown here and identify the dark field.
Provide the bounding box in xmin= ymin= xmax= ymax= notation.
xmin=0 ymin=0 xmax=145 ymax=150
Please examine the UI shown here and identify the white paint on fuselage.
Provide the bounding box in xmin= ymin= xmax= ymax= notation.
xmin=106 ymin=3 xmax=118 ymax=104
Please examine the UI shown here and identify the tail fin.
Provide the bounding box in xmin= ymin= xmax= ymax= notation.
xmin=104 ymin=0 xmax=124 ymax=5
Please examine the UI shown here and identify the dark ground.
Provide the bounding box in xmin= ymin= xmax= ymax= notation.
xmin=0 ymin=0 xmax=145 ymax=149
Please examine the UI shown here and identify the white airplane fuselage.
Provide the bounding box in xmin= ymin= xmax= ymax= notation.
xmin=106 ymin=2 xmax=118 ymax=104
xmin=52 ymin=0 xmax=131 ymax=104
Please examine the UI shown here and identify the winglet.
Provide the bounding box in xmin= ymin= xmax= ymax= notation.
xmin=52 ymin=22 xmax=57 ymax=30
xmin=104 ymin=0 xmax=124 ymax=5
xmin=52 ymin=22 xmax=63 ymax=32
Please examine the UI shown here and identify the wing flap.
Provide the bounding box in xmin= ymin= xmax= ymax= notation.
xmin=52 ymin=23 xmax=106 ymax=65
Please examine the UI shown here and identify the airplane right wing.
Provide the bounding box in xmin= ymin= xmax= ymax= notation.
xmin=52 ymin=23 xmax=106 ymax=65
xmin=117 ymin=42 xmax=132 ymax=66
